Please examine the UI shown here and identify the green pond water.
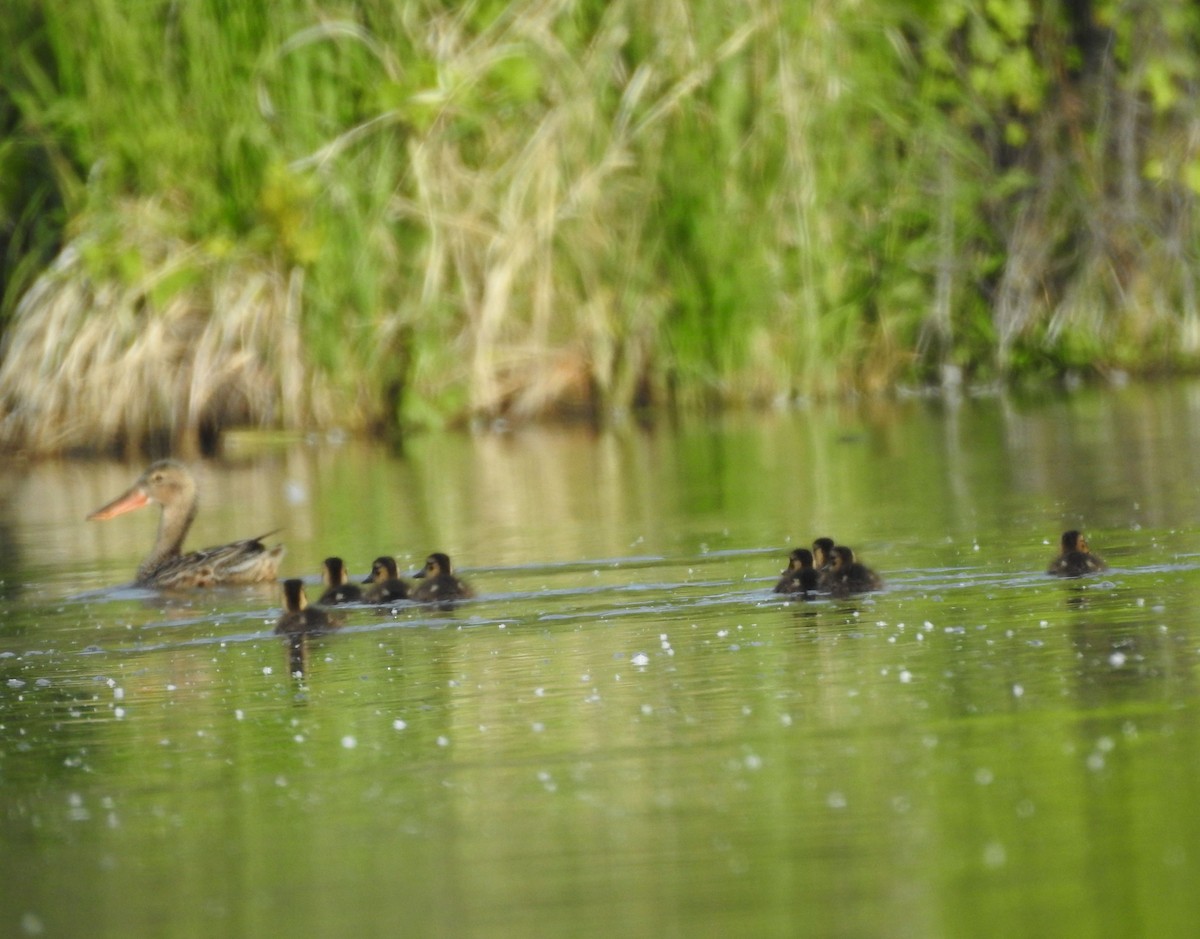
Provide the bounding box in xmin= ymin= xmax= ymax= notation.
xmin=3 ymin=383 xmax=1200 ymax=938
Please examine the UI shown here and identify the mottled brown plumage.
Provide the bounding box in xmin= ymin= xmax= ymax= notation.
xmin=88 ymin=460 xmax=283 ymax=588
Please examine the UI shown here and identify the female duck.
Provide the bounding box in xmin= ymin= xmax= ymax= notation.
xmin=88 ymin=460 xmax=284 ymax=589
xmin=318 ymin=557 xmax=363 ymax=604
xmin=1048 ymin=530 xmax=1107 ymax=576
xmin=275 ymin=579 xmax=334 ymax=635
xmin=774 ymin=548 xmax=819 ymax=595
xmin=362 ymin=556 xmax=411 ymax=603
xmin=412 ymin=552 xmax=473 ymax=603
xmin=828 ymin=545 xmax=882 ymax=597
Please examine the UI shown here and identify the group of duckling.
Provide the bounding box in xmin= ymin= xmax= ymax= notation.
xmin=773 ymin=537 xmax=883 ymax=598
xmin=276 ymin=553 xmax=473 ymax=635
xmin=774 ymin=530 xmax=1106 ymax=599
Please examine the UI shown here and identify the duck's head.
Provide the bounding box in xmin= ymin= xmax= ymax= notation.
xmin=282 ymin=578 xmax=309 ymax=612
xmin=363 ymin=556 xmax=400 ymax=584
xmin=88 ymin=459 xmax=196 ymax=520
xmin=812 ymin=537 xmax=835 ymax=567
xmin=784 ymin=548 xmax=815 ymax=573
xmin=415 ymin=552 xmax=452 ymax=579
xmin=323 ymin=557 xmax=350 ymax=586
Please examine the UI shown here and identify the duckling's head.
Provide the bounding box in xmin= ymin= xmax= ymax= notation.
xmin=416 ymin=552 xmax=452 ymax=578
xmin=364 ymin=556 xmax=399 ymax=583
xmin=830 ymin=546 xmax=856 ymax=572
xmin=282 ymin=578 xmax=309 ymax=612
xmin=785 ymin=548 xmax=815 ymax=572
xmin=812 ymin=538 xmax=835 ymax=567
xmin=323 ymin=557 xmax=349 ymax=586
xmin=1060 ymin=530 xmax=1088 ymax=553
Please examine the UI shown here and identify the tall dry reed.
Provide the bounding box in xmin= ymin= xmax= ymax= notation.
xmin=0 ymin=200 xmax=328 ymax=455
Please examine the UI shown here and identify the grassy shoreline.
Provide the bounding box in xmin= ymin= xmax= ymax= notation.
xmin=2 ymin=0 xmax=1200 ymax=455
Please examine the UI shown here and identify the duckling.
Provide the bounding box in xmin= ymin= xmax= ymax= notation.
xmin=774 ymin=548 xmax=819 ymax=595
xmin=318 ymin=557 xmax=363 ymax=604
xmin=275 ymin=579 xmax=334 ymax=635
xmin=361 ymin=556 xmax=411 ymax=603
xmin=828 ymin=545 xmax=882 ymax=597
xmin=1047 ymin=530 xmax=1107 ymax=577
xmin=412 ymin=552 xmax=473 ymax=604
xmin=812 ymin=537 xmax=836 ymax=590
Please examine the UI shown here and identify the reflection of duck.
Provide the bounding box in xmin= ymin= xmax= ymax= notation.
xmin=828 ymin=546 xmax=882 ymax=596
xmin=1048 ymin=530 xmax=1107 ymax=577
xmin=361 ymin=556 xmax=411 ymax=603
xmin=318 ymin=557 xmax=363 ymax=604
xmin=275 ymin=579 xmax=333 ymax=634
xmin=412 ymin=552 xmax=473 ymax=603
xmin=775 ymin=548 xmax=819 ymax=595
xmin=88 ymin=460 xmax=284 ymax=589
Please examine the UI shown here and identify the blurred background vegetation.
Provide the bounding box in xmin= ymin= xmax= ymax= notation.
xmin=1 ymin=0 xmax=1199 ymax=455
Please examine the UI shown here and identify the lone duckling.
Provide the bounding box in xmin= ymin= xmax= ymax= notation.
xmin=774 ymin=548 xmax=819 ymax=595
xmin=1047 ymin=530 xmax=1107 ymax=577
xmin=275 ymin=579 xmax=334 ymax=635
xmin=412 ymin=552 xmax=473 ymax=604
xmin=361 ymin=556 xmax=411 ymax=603
xmin=318 ymin=557 xmax=363 ymax=604
xmin=827 ymin=546 xmax=882 ymax=597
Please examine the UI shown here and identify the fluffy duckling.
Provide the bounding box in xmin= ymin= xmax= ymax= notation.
xmin=318 ymin=557 xmax=363 ymax=604
xmin=812 ymin=537 xmax=836 ymax=590
xmin=361 ymin=556 xmax=411 ymax=603
xmin=774 ymin=548 xmax=819 ymax=595
xmin=1047 ymin=530 xmax=1107 ymax=577
xmin=412 ymin=552 xmax=473 ymax=604
xmin=827 ymin=545 xmax=882 ymax=597
xmin=275 ymin=579 xmax=334 ymax=635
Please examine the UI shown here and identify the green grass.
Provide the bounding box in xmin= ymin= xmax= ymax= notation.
xmin=2 ymin=0 xmax=1200 ymax=454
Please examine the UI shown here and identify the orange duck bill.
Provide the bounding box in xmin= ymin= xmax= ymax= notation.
xmin=88 ymin=486 xmax=152 ymax=520
xmin=88 ymin=460 xmax=284 ymax=589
